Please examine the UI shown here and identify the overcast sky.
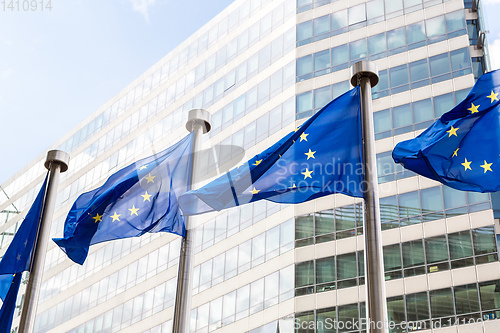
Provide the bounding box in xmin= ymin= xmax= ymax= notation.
xmin=0 ymin=0 xmax=499 ymax=186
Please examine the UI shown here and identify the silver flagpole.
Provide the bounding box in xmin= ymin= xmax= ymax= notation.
xmin=350 ymin=61 xmax=389 ymax=333
xmin=173 ymin=109 xmax=211 ymax=333
xmin=19 ymin=150 xmax=70 ymax=333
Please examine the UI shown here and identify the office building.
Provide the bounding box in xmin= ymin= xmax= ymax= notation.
xmin=0 ymin=0 xmax=497 ymax=332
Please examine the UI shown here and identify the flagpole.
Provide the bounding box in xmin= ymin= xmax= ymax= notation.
xmin=19 ymin=150 xmax=69 ymax=333
xmin=173 ymin=109 xmax=211 ymax=333
xmin=350 ymin=61 xmax=389 ymax=333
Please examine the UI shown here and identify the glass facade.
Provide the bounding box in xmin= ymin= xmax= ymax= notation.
xmin=0 ymin=0 xmax=496 ymax=332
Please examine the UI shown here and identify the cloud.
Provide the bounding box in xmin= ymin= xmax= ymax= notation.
xmin=0 ymin=69 xmax=13 ymax=80
xmin=488 ymin=37 xmax=500 ymax=70
xmin=482 ymin=0 xmax=500 ymax=4
xmin=129 ymin=0 xmax=157 ymax=22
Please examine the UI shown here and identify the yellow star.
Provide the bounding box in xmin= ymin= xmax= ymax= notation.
xmin=447 ymin=126 xmax=459 ymax=137
xmin=452 ymin=148 xmax=459 ymax=158
xmin=110 ymin=212 xmax=121 ymax=222
xmin=467 ymin=103 xmax=480 ymax=114
xmin=128 ymin=205 xmax=140 ymax=216
xmin=300 ymin=133 xmax=309 ymax=142
xmin=480 ymin=160 xmax=493 ymax=173
xmin=139 ymin=165 xmax=148 ymax=170
xmin=301 ymin=168 xmax=313 ymax=179
xmin=250 ymin=187 xmax=260 ymax=195
xmin=144 ymin=173 xmax=156 ymax=183
xmin=290 ymin=183 xmax=296 ymax=189
xmin=92 ymin=213 xmax=103 ymax=223
xmin=487 ymin=91 xmax=499 ymax=103
xmin=461 ymin=158 xmax=472 ymax=171
xmin=253 ymin=159 xmax=262 ymax=166
xmin=304 ymin=149 xmax=316 ymax=160
xmin=141 ymin=191 xmax=152 ymax=202
xmin=294 ymin=127 xmax=300 ymax=132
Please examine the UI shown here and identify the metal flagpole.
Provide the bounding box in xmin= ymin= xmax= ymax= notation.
xmin=350 ymin=61 xmax=389 ymax=333
xmin=173 ymin=109 xmax=211 ymax=333
xmin=19 ymin=150 xmax=70 ymax=333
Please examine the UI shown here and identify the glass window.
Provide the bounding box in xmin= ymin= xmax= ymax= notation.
xmin=314 ymin=15 xmax=330 ymax=37
xmin=368 ymin=33 xmax=387 ymax=56
xmin=387 ymin=296 xmax=405 ymax=328
xmin=337 ymin=304 xmax=359 ymax=333
xmin=225 ymin=247 xmax=238 ymax=279
xmin=222 ymin=291 xmax=236 ymax=324
xmin=392 ymin=104 xmax=412 ymax=129
xmin=280 ymin=265 xmax=294 ymax=301
xmin=389 ymin=65 xmax=409 ymax=88
xmin=296 ymin=261 xmax=314 ymax=287
xmin=425 ymin=236 xmax=449 ymax=264
xmin=297 ymin=55 xmax=313 ymax=77
xmin=374 ymin=109 xmax=391 ymax=133
xmin=209 ymin=297 xmax=223 ymax=330
xmin=315 ymin=209 xmax=335 ymax=236
xmin=295 ymin=311 xmax=315 ymax=333
xmin=250 ymin=279 xmax=264 ymax=314
xmin=316 ymin=256 xmax=335 ymax=283
xmin=430 ymin=288 xmax=455 ymax=318
xmin=366 ymin=0 xmax=384 ymax=23
xmin=450 ymin=48 xmax=470 ymax=72
xmin=473 ymin=227 xmax=497 ymax=255
xmin=433 ymin=93 xmax=454 ymax=117
xmin=296 ymin=214 xmax=314 ymax=240
xmin=443 ymin=186 xmax=467 ymax=210
xmin=406 ymin=22 xmax=426 ymax=46
xmin=314 ymin=86 xmax=332 ymax=110
xmin=406 ymin=292 xmax=430 ymax=322
xmin=385 ymin=0 xmax=403 ymax=15
xmin=349 ymin=39 xmax=367 ymax=61
xmin=409 ymin=59 xmax=429 ymax=84
xmin=383 ymin=244 xmax=402 ymax=272
xmin=335 ymin=205 xmax=356 ymax=231
xmin=314 ymin=50 xmax=331 ymax=73
xmin=426 ymin=16 xmax=446 ymax=38
xmin=238 ymin=240 xmax=251 ymax=273
xmin=380 ymin=196 xmax=398 ymax=224
xmin=479 ymin=280 xmax=500 ymax=311
xmin=337 ymin=253 xmax=357 ymax=280
xmin=264 ymin=272 xmax=279 ymax=308
xmin=387 ymin=27 xmax=406 ymax=50
xmin=445 ymin=10 xmax=466 ymax=33
xmin=331 ymin=45 xmax=349 ymax=70
xmin=430 ymin=53 xmax=451 ymax=78
xmin=331 ymin=9 xmax=348 ymax=34
xmin=413 ymin=98 xmax=434 ymax=124
xmin=403 ymin=240 xmax=425 ymax=268
xmin=398 ymin=191 xmax=420 ymax=219
xmin=297 ymin=21 xmax=313 ymax=41
xmin=297 ymin=91 xmax=313 ymax=115
xmin=420 ymin=186 xmax=444 ymax=218
xmin=236 ymin=285 xmax=250 ymax=319
xmin=317 ymin=308 xmax=337 ymax=333
xmin=449 ymin=231 xmax=473 ymax=260
xmin=348 ymin=3 xmax=366 ymax=26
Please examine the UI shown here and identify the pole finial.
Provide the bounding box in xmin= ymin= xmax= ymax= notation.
xmin=350 ymin=61 xmax=379 ymax=88
xmin=44 ymin=150 xmax=70 ymax=173
xmin=186 ymin=109 xmax=211 ymax=134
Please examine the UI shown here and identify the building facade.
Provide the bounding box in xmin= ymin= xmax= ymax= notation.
xmin=0 ymin=0 xmax=498 ymax=332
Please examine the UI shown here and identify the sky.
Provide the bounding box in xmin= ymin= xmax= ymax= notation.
xmin=0 ymin=0 xmax=234 ymax=186
xmin=0 ymin=0 xmax=499 ymax=187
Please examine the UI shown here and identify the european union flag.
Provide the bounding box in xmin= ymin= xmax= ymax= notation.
xmin=0 ymin=175 xmax=47 ymax=333
xmin=53 ymin=134 xmax=193 ymax=264
xmin=393 ymin=69 xmax=500 ymax=192
xmin=179 ymin=87 xmax=362 ymax=215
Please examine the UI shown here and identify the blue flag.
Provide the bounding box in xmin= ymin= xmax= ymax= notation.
xmin=0 ymin=175 xmax=47 ymax=333
xmin=179 ymin=87 xmax=363 ymax=215
xmin=393 ymin=70 xmax=500 ymax=192
xmin=53 ymin=133 xmax=193 ymax=265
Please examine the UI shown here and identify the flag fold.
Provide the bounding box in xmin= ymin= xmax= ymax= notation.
xmin=53 ymin=133 xmax=193 ymax=264
xmin=0 ymin=174 xmax=47 ymax=333
xmin=393 ymin=69 xmax=500 ymax=192
xmin=179 ymin=86 xmax=363 ymax=215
